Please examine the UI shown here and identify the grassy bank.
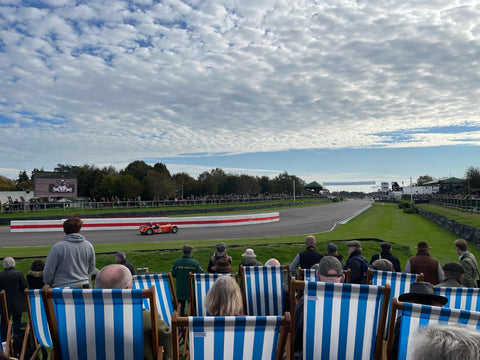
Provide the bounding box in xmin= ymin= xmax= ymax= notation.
xmin=7 ymin=202 xmax=480 ymax=277
xmin=417 ymin=203 xmax=480 ymax=229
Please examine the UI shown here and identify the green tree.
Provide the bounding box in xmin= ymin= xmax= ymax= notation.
xmin=124 ymin=160 xmax=152 ymax=183
xmin=272 ymin=172 xmax=306 ymax=195
xmin=416 ymin=175 xmax=434 ymax=186
xmin=0 ymin=175 xmax=15 ymax=191
xmin=198 ymin=171 xmax=217 ymax=195
xmin=143 ymin=170 xmax=174 ymax=199
xmin=173 ymin=173 xmax=198 ymax=198
xmin=235 ymin=175 xmax=261 ymax=195
xmin=258 ymin=176 xmax=273 ymax=193
xmin=15 ymin=171 xmax=34 ymax=191
xmin=466 ymin=166 xmax=480 ymax=191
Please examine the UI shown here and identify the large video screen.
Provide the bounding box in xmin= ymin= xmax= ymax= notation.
xmin=35 ymin=172 xmax=78 ymax=197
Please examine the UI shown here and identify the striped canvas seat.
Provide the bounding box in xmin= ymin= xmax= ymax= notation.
xmin=291 ymin=280 xmax=390 ymax=360
xmin=434 ymin=286 xmax=480 ymax=311
xmin=42 ymin=286 xmax=159 ymax=360
xmin=387 ymin=298 xmax=480 ymax=360
xmin=132 ymin=273 xmax=179 ymax=327
xmin=366 ymin=269 xmax=423 ymax=339
xmin=171 ymin=312 xmax=290 ymax=360
xmin=189 ymin=273 xmax=238 ymax=316
xmin=240 ymin=265 xmax=290 ymax=316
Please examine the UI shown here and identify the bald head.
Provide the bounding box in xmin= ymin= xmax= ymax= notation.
xmin=95 ymin=264 xmax=132 ymax=289
xmin=265 ymin=258 xmax=281 ymax=266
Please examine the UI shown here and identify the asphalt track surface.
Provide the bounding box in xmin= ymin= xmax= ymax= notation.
xmin=0 ymin=199 xmax=372 ymax=248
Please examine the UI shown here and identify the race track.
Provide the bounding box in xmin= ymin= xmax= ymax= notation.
xmin=0 ymin=199 xmax=372 ymax=247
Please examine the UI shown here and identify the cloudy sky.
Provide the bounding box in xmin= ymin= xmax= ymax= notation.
xmin=1 ymin=0 xmax=480 ymax=192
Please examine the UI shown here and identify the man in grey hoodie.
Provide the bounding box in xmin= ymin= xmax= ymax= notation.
xmin=43 ymin=214 xmax=95 ymax=288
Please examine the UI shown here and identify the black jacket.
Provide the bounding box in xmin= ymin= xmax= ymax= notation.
xmin=345 ymin=250 xmax=368 ymax=284
xmin=370 ymin=251 xmax=401 ymax=272
xmin=0 ymin=268 xmax=28 ymax=315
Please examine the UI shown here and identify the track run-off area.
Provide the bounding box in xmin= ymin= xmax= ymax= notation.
xmin=0 ymin=199 xmax=372 ymax=248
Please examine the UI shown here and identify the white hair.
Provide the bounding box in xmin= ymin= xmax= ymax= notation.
xmin=2 ymin=257 xmax=15 ymax=269
xmin=410 ymin=324 xmax=480 ymax=360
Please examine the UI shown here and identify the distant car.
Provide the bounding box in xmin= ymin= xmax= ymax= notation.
xmin=139 ymin=223 xmax=178 ymax=235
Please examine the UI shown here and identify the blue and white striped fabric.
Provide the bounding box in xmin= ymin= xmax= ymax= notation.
xmin=434 ymin=286 xmax=480 ymax=311
xmin=191 ymin=273 xmax=236 ymax=316
xmin=243 ymin=266 xmax=286 ymax=316
xmin=301 ymin=269 xmax=317 ymax=282
xmin=303 ymin=281 xmax=387 ymax=360
xmin=370 ymin=270 xmax=419 ymax=339
xmin=188 ymin=316 xmax=283 ymax=360
xmin=396 ymin=302 xmax=480 ymax=360
xmin=132 ymin=273 xmax=176 ymax=326
xmin=49 ymin=288 xmax=145 ymax=360
xmin=28 ymin=289 xmax=53 ymax=348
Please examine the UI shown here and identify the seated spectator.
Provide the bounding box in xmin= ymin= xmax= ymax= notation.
xmin=95 ymin=264 xmax=172 ymax=360
xmin=370 ymin=242 xmax=401 ymax=272
xmin=372 ymin=258 xmax=394 ymax=272
xmin=294 ymin=256 xmax=345 ymax=359
xmin=208 ymin=242 xmax=232 ymax=273
xmin=115 ymin=251 xmax=135 ymax=275
xmin=205 ymin=276 xmax=243 ymax=316
xmin=27 ymin=259 xmax=45 ymax=289
xmin=265 ymin=258 xmax=280 ymax=266
xmin=326 ymin=243 xmax=345 ymax=267
xmin=391 ymin=282 xmax=448 ymax=360
xmin=238 ymin=248 xmax=262 ymax=273
xmin=436 ymin=262 xmax=465 ymax=288
xmin=410 ymin=324 xmax=480 ymax=360
xmin=211 ymin=257 xmax=234 ymax=274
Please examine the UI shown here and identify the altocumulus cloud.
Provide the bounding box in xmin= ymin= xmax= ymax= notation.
xmin=1 ymin=0 xmax=480 ymax=174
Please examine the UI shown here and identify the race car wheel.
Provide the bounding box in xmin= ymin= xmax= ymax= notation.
xmin=171 ymin=226 xmax=178 ymax=233
xmin=146 ymin=228 xmax=153 ymax=235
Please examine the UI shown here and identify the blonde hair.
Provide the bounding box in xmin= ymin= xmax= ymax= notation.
xmin=205 ymin=276 xmax=243 ymax=316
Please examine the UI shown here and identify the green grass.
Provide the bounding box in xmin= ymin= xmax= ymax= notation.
xmin=418 ymin=203 xmax=480 ymax=229
xmin=6 ymin=202 xmax=480 ymax=278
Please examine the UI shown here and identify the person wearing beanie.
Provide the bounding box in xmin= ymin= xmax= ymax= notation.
xmin=0 ymin=257 xmax=28 ymax=339
xmin=115 ymin=251 xmax=135 ymax=275
xmin=436 ymin=262 xmax=465 ymax=288
xmin=289 ymin=235 xmax=324 ymax=277
xmin=369 ymin=242 xmax=401 ymax=272
xmin=404 ymin=241 xmax=444 ymax=285
xmin=207 ymin=242 xmax=232 ymax=273
xmin=326 ymin=243 xmax=345 ymax=267
xmin=238 ymin=248 xmax=262 ymax=274
xmin=171 ymin=245 xmax=203 ymax=316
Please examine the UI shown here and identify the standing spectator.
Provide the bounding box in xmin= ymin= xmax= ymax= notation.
xmin=404 ymin=241 xmax=444 ymax=285
xmin=289 ymin=235 xmax=324 ymax=277
xmin=205 ymin=276 xmax=243 ymax=316
xmin=436 ymin=262 xmax=465 ymax=288
xmin=369 ymin=242 xmax=401 ymax=272
xmin=454 ymin=238 xmax=479 ymax=288
xmin=326 ymin=243 xmax=345 ymax=267
xmin=95 ymin=265 xmax=172 ymax=360
xmin=207 ymin=242 xmax=232 ymax=273
xmin=171 ymin=245 xmax=203 ymax=316
xmin=43 ymin=214 xmax=95 ymax=288
xmin=0 ymin=257 xmax=28 ymax=339
xmin=345 ymin=240 xmax=371 ymax=284
xmin=294 ymin=256 xmax=345 ymax=359
xmin=238 ymin=248 xmax=262 ymax=273
xmin=26 ymin=259 xmax=45 ymax=289
xmin=115 ymin=251 xmax=135 ymax=275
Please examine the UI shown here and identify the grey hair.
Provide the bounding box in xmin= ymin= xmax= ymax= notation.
xmin=410 ymin=324 xmax=480 ymax=360
xmin=265 ymin=258 xmax=280 ymax=266
xmin=205 ymin=276 xmax=243 ymax=316
xmin=2 ymin=257 xmax=15 ymax=269
xmin=95 ymin=264 xmax=132 ymax=289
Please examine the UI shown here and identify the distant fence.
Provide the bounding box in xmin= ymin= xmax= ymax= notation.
xmin=429 ymin=196 xmax=480 ymax=213
xmin=0 ymin=195 xmax=324 ymax=214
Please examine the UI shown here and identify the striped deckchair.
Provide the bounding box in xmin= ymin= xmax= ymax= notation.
xmin=240 ymin=265 xmax=290 ymax=316
xmin=42 ymin=285 xmax=160 ymax=360
xmin=22 ymin=289 xmax=53 ymax=359
xmin=171 ymin=312 xmax=290 ymax=360
xmin=0 ymin=290 xmax=12 ymax=356
xmin=299 ymin=268 xmax=351 ymax=283
xmin=189 ymin=273 xmax=238 ymax=316
xmin=434 ymin=286 xmax=480 ymax=311
xmin=366 ymin=269 xmax=423 ymax=339
xmin=291 ymin=280 xmax=390 ymax=360
xmin=132 ymin=273 xmax=179 ymax=327
xmin=386 ymin=298 xmax=480 ymax=360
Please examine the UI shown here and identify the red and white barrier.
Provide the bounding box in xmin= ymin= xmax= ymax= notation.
xmin=10 ymin=212 xmax=280 ymax=232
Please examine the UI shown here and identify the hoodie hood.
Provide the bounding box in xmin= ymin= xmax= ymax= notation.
xmin=63 ymin=233 xmax=86 ymax=242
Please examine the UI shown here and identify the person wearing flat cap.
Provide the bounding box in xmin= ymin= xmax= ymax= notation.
xmin=345 ymin=240 xmax=371 ymax=284
xmin=404 ymin=241 xmax=444 ymax=285
xmin=436 ymin=262 xmax=465 ymax=288
xmin=238 ymin=248 xmax=262 ymax=274
xmin=208 ymin=242 xmax=233 ymax=273
xmin=391 ymin=282 xmax=448 ymax=360
xmin=369 ymin=242 xmax=401 ymax=272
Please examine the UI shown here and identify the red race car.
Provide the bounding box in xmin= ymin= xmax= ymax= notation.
xmin=139 ymin=223 xmax=178 ymax=235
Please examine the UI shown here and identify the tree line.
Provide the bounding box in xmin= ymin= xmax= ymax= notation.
xmin=0 ymin=161 xmax=309 ymax=200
